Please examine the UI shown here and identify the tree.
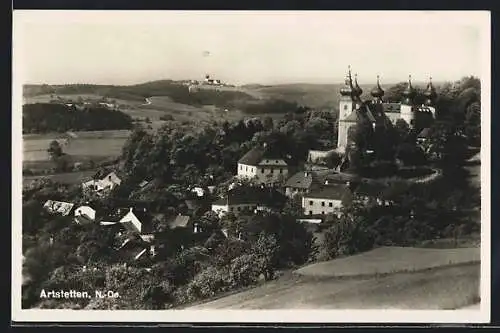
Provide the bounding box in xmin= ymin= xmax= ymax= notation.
xmin=251 ymin=232 xmax=280 ymax=281
xmin=323 ymin=203 xmax=375 ymax=259
xmin=47 ymin=140 xmax=63 ymax=160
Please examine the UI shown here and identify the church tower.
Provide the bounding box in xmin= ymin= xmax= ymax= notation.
xmin=370 ymin=75 xmax=384 ymax=104
xmin=400 ymin=75 xmax=416 ymax=127
xmin=337 ymin=66 xmax=356 ymax=151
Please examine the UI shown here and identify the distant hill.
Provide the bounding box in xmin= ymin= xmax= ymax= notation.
xmin=22 ymin=79 xmax=450 ymax=112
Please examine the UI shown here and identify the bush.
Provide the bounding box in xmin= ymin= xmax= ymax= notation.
xmin=186 ymin=266 xmax=230 ymax=300
xmin=229 ymin=254 xmax=265 ymax=288
xmin=324 ymin=214 xmax=375 ymax=259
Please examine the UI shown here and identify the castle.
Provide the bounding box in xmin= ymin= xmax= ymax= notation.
xmin=336 ymin=66 xmax=437 ymax=152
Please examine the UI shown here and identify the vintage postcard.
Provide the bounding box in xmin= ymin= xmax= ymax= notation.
xmin=12 ymin=10 xmax=491 ymax=323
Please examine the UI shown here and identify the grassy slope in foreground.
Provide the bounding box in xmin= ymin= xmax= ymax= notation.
xmin=188 ymin=263 xmax=479 ymax=310
xmin=186 ymin=247 xmax=480 ymax=310
xmin=295 ymin=246 xmax=480 ymax=278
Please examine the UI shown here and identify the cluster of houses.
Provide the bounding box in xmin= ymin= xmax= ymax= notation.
xmin=38 ymin=68 xmax=439 ymax=262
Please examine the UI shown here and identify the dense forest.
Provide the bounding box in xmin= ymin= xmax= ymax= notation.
xmin=23 ymin=103 xmax=134 ymax=133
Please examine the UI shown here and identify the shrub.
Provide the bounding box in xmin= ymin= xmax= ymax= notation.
xmin=323 ymin=215 xmax=375 ymax=259
xmin=186 ymin=266 xmax=230 ymax=300
xmin=229 ymin=253 xmax=265 ymax=288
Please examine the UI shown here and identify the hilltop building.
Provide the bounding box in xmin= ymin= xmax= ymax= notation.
xmin=336 ymin=67 xmax=437 ymax=152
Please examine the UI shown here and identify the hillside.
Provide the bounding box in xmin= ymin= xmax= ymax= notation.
xmin=186 ymin=247 xmax=480 ymax=310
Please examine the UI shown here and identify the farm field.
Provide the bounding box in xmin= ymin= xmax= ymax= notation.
xmin=23 ymin=170 xmax=97 ymax=187
xmin=23 ymin=130 xmax=131 ymax=162
xmin=186 ymin=247 xmax=480 ymax=310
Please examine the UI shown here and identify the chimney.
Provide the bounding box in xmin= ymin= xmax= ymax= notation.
xmin=263 ymin=142 xmax=267 ymax=148
xmin=325 ymin=180 xmax=329 ymax=185
xmin=129 ymin=207 xmax=133 ymax=213
xmin=304 ymin=171 xmax=309 ymax=177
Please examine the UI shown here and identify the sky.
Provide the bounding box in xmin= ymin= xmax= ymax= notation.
xmin=13 ymin=11 xmax=488 ymax=86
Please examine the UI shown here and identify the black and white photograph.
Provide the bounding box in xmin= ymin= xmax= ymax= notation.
xmin=12 ymin=10 xmax=490 ymax=323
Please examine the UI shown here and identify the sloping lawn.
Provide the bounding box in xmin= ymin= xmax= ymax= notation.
xmin=187 ymin=263 xmax=479 ymax=310
xmin=294 ymin=246 xmax=480 ymax=278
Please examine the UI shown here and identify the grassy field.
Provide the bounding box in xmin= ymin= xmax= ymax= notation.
xmin=186 ymin=263 xmax=479 ymax=310
xmin=294 ymin=247 xmax=479 ymax=278
xmin=186 ymin=246 xmax=480 ymax=310
xmin=23 ymin=130 xmax=130 ymax=162
xmin=23 ymin=170 xmax=97 ymax=187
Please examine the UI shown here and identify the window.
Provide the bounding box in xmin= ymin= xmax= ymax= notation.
xmin=344 ymin=104 xmax=348 ymax=110
xmin=275 ymin=160 xmax=279 ymax=163
xmin=321 ymin=211 xmax=325 ymax=215
xmin=309 ymin=201 xmax=313 ymax=206
xmin=237 ymin=207 xmax=241 ymax=211
xmin=279 ymin=169 xmax=283 ymax=174
xmin=270 ymin=169 xmax=274 ymax=174
xmin=261 ymin=168 xmax=265 ymax=173
xmin=309 ymin=210 xmax=313 ymax=215
xmin=329 ymin=202 xmax=333 ymax=207
xmin=245 ymin=166 xmax=248 ymax=172
xmin=240 ymin=165 xmax=242 ymax=170
xmin=321 ymin=201 xmax=325 ymax=207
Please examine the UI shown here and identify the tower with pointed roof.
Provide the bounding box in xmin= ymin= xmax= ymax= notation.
xmin=424 ymin=76 xmax=437 ymax=106
xmin=371 ymin=75 xmax=384 ymax=104
xmin=400 ymin=75 xmax=416 ymax=127
xmin=337 ymin=66 xmax=358 ymax=152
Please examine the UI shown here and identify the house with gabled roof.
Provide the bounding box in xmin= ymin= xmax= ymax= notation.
xmin=211 ymin=186 xmax=287 ymax=217
xmin=284 ymin=170 xmax=322 ymax=198
xmin=302 ymin=185 xmax=350 ymax=216
xmin=82 ymin=171 xmax=122 ymax=197
xmin=43 ymin=200 xmax=74 ymax=216
xmin=237 ymin=145 xmax=290 ymax=186
xmin=74 ymin=205 xmax=96 ymax=225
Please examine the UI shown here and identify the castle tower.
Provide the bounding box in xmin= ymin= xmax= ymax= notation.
xmin=337 ymin=66 xmax=356 ymax=151
xmin=370 ymin=75 xmax=384 ymax=104
xmin=400 ymin=75 xmax=416 ymax=127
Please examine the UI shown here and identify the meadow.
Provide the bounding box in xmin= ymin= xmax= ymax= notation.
xmin=23 ymin=130 xmax=130 ymax=162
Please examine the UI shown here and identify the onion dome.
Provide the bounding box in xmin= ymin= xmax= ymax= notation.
xmin=370 ymin=75 xmax=385 ymax=99
xmin=424 ymin=76 xmax=437 ymax=105
xmin=340 ymin=66 xmax=355 ymax=97
xmin=402 ymin=75 xmax=416 ymax=104
xmin=353 ymin=74 xmax=363 ymax=97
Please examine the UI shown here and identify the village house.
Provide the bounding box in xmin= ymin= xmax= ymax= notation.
xmin=284 ymin=170 xmax=323 ymax=198
xmin=211 ymin=186 xmax=287 ymax=217
xmin=82 ymin=171 xmax=122 ymax=196
xmin=74 ymin=205 xmax=96 ymax=225
xmin=237 ymin=145 xmax=290 ymax=186
xmin=100 ymin=207 xmax=157 ymax=261
xmin=302 ymin=185 xmax=349 ymax=216
xmin=43 ymin=200 xmax=74 ymax=216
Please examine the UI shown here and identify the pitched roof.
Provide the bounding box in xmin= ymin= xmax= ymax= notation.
xmin=167 ymin=215 xmax=191 ymax=229
xmin=285 ymin=171 xmax=319 ymax=189
xmin=238 ymin=146 xmax=288 ymax=166
xmin=304 ymin=185 xmax=349 ymax=201
xmin=323 ymin=172 xmax=361 ymax=185
xmin=215 ymin=186 xmax=287 ymax=207
xmin=43 ymin=200 xmax=74 ymax=216
xmin=417 ymin=128 xmax=431 ymax=138
xmin=238 ymin=146 xmax=266 ymax=165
